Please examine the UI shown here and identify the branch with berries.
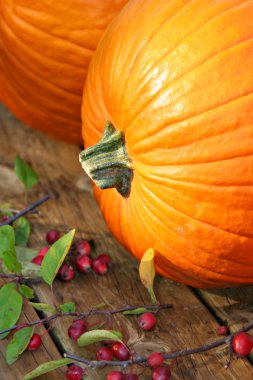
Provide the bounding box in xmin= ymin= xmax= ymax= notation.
xmin=64 ymin=320 xmax=253 ymax=368
xmin=1 ymin=157 xmax=253 ymax=380
xmin=0 ymin=303 xmax=172 ymax=337
xmin=23 ymin=319 xmax=253 ymax=380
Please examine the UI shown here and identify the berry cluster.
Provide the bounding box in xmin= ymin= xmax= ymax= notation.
xmin=64 ymin=327 xmax=253 ymax=380
xmin=5 ymin=224 xmax=252 ymax=380
xmin=65 ymin=310 xmax=167 ymax=379
xmin=31 ymin=229 xmax=112 ymax=280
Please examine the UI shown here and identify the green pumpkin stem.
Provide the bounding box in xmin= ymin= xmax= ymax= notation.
xmin=79 ymin=122 xmax=133 ymax=197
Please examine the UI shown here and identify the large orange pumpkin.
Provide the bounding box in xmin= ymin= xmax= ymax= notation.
xmin=80 ymin=0 xmax=253 ymax=288
xmin=0 ymin=0 xmax=128 ymax=143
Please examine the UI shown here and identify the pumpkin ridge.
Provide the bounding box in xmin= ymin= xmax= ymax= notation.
xmin=136 ymin=0 xmax=252 ymax=86
xmin=137 ymin=152 xmax=253 ymax=167
xmin=128 ymin=181 xmax=253 ymax=283
xmin=122 ymin=0 xmax=250 ymax=121
xmin=135 ymin=156 xmax=253 ymax=185
xmin=158 ymin=241 xmax=253 ymax=282
xmin=174 ymin=256 xmax=253 ymax=280
xmin=1 ymin=16 xmax=91 ymax=71
xmin=129 ymin=90 xmax=253 ymax=148
xmin=128 ymin=45 xmax=253 ymax=141
xmin=131 ymin=111 xmax=253 ymax=154
xmin=2 ymin=59 xmax=82 ymax=120
xmin=132 ymin=40 xmax=253 ymax=131
xmin=156 ymin=259 xmax=253 ymax=287
xmin=138 ymin=177 xmax=253 ymax=240
xmin=4 ymin=81 xmax=81 ymax=126
xmin=1 ymin=20 xmax=88 ymax=83
xmin=8 ymin=10 xmax=95 ymax=55
xmin=1 ymin=39 xmax=83 ymax=102
xmin=119 ymin=0 xmax=190 ymax=110
xmin=137 ymin=172 xmax=253 ymax=189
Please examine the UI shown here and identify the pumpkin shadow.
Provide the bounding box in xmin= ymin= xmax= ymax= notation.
xmin=194 ymin=285 xmax=253 ymax=327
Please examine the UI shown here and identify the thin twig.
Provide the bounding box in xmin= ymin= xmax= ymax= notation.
xmin=0 ymin=194 xmax=50 ymax=226
xmin=0 ymin=273 xmax=41 ymax=285
xmin=0 ymin=208 xmax=20 ymax=214
xmin=64 ymin=321 xmax=253 ymax=368
xmin=225 ymin=336 xmax=234 ymax=369
xmin=0 ymin=208 xmax=39 ymax=215
xmin=0 ymin=303 xmax=172 ymax=336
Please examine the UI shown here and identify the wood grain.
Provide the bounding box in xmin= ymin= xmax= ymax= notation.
xmin=0 ymin=104 xmax=252 ymax=379
xmin=0 ymin=282 xmax=66 ymax=380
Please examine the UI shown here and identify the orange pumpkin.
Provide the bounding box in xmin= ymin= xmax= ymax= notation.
xmin=0 ymin=0 xmax=128 ymax=143
xmin=80 ymin=0 xmax=253 ymax=288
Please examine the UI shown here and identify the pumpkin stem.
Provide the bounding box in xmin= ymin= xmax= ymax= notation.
xmin=79 ymin=122 xmax=133 ymax=197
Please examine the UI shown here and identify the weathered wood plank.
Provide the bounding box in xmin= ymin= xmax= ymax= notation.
xmin=0 ymin=281 xmax=66 ymax=380
xmin=196 ymin=286 xmax=253 ymax=362
xmin=196 ymin=287 xmax=253 ymax=332
xmin=0 ymin=104 xmax=252 ymax=379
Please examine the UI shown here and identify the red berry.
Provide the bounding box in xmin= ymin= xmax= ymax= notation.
xmin=59 ymin=264 xmax=75 ymax=281
xmin=0 ymin=215 xmax=9 ymax=222
xmin=32 ymin=255 xmax=44 ymax=266
xmin=65 ymin=365 xmax=83 ymax=380
xmin=98 ymin=254 xmax=112 ymax=267
xmin=46 ymin=229 xmax=60 ymax=244
xmin=138 ymin=312 xmax=157 ymax=331
xmin=112 ymin=342 xmax=130 ymax=360
xmin=68 ymin=319 xmax=87 ymax=341
xmin=152 ymin=366 xmax=171 ymax=380
xmin=107 ymin=371 xmax=125 ymax=380
xmin=96 ymin=347 xmax=113 ymax=361
xmin=93 ymin=258 xmax=108 ymax=275
xmin=125 ymin=375 xmax=139 ymax=380
xmin=232 ymin=332 xmax=253 ymax=356
xmin=76 ymin=255 xmax=92 ymax=273
xmin=76 ymin=240 xmax=91 ymax=256
xmin=217 ymin=326 xmax=228 ymax=336
xmin=147 ymin=352 xmax=164 ymax=367
xmin=27 ymin=334 xmax=42 ymax=351
xmin=38 ymin=246 xmax=50 ymax=257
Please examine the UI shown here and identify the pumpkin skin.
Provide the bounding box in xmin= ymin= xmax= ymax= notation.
xmin=81 ymin=0 xmax=253 ymax=288
xmin=0 ymin=0 xmax=128 ymax=143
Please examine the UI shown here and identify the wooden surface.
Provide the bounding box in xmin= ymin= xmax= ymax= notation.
xmin=0 ymin=103 xmax=252 ymax=380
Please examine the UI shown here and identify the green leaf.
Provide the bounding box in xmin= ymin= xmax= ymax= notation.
xmin=41 ymin=229 xmax=75 ymax=286
xmin=2 ymin=250 xmax=22 ymax=273
xmin=19 ymin=285 xmax=34 ymax=299
xmin=93 ymin=303 xmax=106 ymax=310
xmin=20 ymin=263 xmax=41 ymax=278
xmin=30 ymin=302 xmax=55 ymax=314
xmin=123 ymin=307 xmax=150 ymax=315
xmin=139 ymin=248 xmax=157 ymax=304
xmin=0 ymin=225 xmax=15 ymax=258
xmin=6 ymin=326 xmax=34 ymax=365
xmin=16 ymin=248 xmax=41 ymax=278
xmin=58 ymin=302 xmax=76 ymax=313
xmin=14 ymin=155 xmax=39 ymax=191
xmin=0 ymin=202 xmax=12 ymax=210
xmin=16 ymin=246 xmax=38 ymax=262
xmin=13 ymin=217 xmax=30 ymax=246
xmin=0 ymin=210 xmax=13 ymax=217
xmin=0 ymin=283 xmax=23 ymax=339
xmin=23 ymin=358 xmax=73 ymax=380
xmin=77 ymin=329 xmax=122 ymax=347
